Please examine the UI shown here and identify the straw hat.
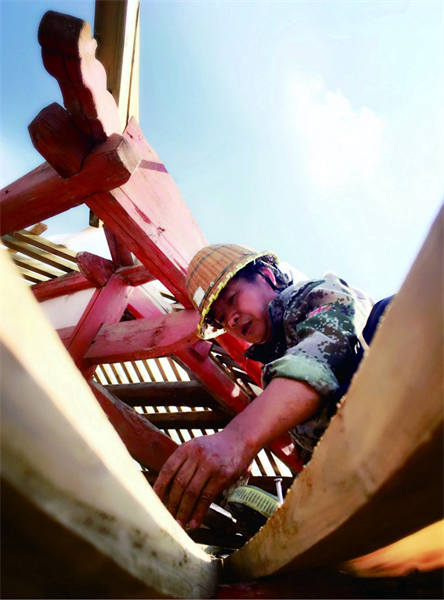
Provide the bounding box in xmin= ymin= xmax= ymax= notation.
xmin=186 ymin=244 xmax=278 ymax=339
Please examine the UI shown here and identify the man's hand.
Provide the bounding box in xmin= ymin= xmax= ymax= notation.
xmin=153 ymin=429 xmax=253 ymax=530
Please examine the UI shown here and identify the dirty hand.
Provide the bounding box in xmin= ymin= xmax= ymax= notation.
xmin=153 ymin=429 xmax=253 ymax=530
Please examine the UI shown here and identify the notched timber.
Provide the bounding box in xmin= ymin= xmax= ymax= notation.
xmin=32 ymin=271 xmax=94 ymax=302
xmin=77 ymin=251 xmax=115 ymax=286
xmin=0 ymin=134 xmax=141 ymax=236
xmin=85 ymin=310 xmax=200 ymax=364
xmin=38 ymin=11 xmax=121 ymax=141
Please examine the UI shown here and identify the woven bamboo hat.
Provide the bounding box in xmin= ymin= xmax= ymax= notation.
xmin=186 ymin=243 xmax=278 ymax=339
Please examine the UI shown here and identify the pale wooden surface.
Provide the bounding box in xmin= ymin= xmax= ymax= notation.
xmin=226 ymin=204 xmax=443 ymax=580
xmin=0 ymin=249 xmax=218 ymax=598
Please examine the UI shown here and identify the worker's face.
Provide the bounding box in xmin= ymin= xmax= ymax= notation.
xmin=211 ymin=271 xmax=278 ymax=344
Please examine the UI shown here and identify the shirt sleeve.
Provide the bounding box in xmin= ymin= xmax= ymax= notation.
xmin=262 ymin=274 xmax=371 ymax=397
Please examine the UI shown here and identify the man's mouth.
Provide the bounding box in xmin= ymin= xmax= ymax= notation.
xmin=241 ymin=320 xmax=252 ymax=337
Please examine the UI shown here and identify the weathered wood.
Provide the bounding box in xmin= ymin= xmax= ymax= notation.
xmin=85 ymin=309 xmax=200 ymax=364
xmin=12 ymin=230 xmax=78 ymax=262
xmin=11 ymin=255 xmax=67 ymax=279
xmin=145 ymin=410 xmax=230 ymax=430
xmin=32 ymin=272 xmax=94 ymax=302
xmin=28 ymin=102 xmax=93 ymax=177
xmin=77 ymin=251 xmax=115 ymax=286
xmin=67 ymin=274 xmax=133 ymax=374
xmin=94 ymin=0 xmax=140 ymax=129
xmin=38 ymin=11 xmax=122 ymax=141
xmin=0 ymin=250 xmax=218 ymax=598
xmin=90 ymin=382 xmax=178 ymax=472
xmin=0 ymin=134 xmax=141 ymax=235
xmin=225 ymin=206 xmax=444 ymax=579
xmin=105 ymin=381 xmax=221 ymax=409
xmin=2 ymin=235 xmax=78 ymax=273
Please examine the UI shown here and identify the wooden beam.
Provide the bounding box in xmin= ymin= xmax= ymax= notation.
xmin=77 ymin=251 xmax=115 ymax=286
xmin=28 ymin=102 xmax=93 ymax=177
xmin=90 ymin=382 xmax=178 ymax=472
xmin=38 ymin=10 xmax=122 ymax=141
xmin=87 ymin=120 xmax=208 ymax=307
xmin=145 ymin=410 xmax=229 ymax=430
xmin=0 ymin=249 xmax=218 ymax=598
xmin=2 ymin=235 xmax=78 ymax=273
xmin=11 ymin=255 xmax=68 ymax=279
xmin=32 ymin=272 xmax=94 ymax=302
xmin=225 ymin=206 xmax=444 ymax=580
xmin=115 ymin=263 xmax=155 ymax=286
xmin=104 ymin=225 xmax=134 ymax=267
xmin=11 ymin=230 xmax=78 ymax=262
xmin=0 ymin=134 xmax=140 ymax=236
xmin=105 ymin=381 xmax=221 ymax=409
xmin=84 ymin=309 xmax=200 ymax=364
xmin=67 ymin=274 xmax=133 ymax=375
xmin=94 ymin=0 xmax=140 ymax=129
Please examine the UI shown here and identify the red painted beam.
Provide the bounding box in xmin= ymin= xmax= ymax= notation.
xmin=77 ymin=251 xmax=115 ymax=286
xmin=104 ymin=225 xmax=134 ymax=267
xmin=90 ymin=382 xmax=177 ymax=472
xmin=116 ymin=263 xmax=155 ymax=286
xmin=84 ymin=310 xmax=200 ymax=364
xmin=28 ymin=102 xmax=93 ymax=177
xmin=32 ymin=271 xmax=94 ymax=302
xmin=67 ymin=274 xmax=133 ymax=376
xmin=86 ymin=119 xmax=207 ymax=307
xmin=0 ymin=134 xmax=140 ymax=236
xmin=38 ymin=11 xmax=121 ymax=142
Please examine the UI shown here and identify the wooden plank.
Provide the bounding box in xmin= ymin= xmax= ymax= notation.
xmin=67 ymin=274 xmax=133 ymax=374
xmin=0 ymin=249 xmax=218 ymax=598
xmin=0 ymin=134 xmax=140 ymax=236
xmin=12 ymin=230 xmax=78 ymax=261
xmin=84 ymin=309 xmax=200 ymax=364
xmin=145 ymin=410 xmax=229 ymax=430
xmin=225 ymin=206 xmax=444 ymax=580
xmin=32 ymin=272 xmax=94 ymax=302
xmin=94 ymin=0 xmax=140 ymax=129
xmin=2 ymin=235 xmax=78 ymax=273
xmin=11 ymin=255 xmax=67 ymax=279
xmin=14 ymin=267 xmax=48 ymax=284
xmin=105 ymin=381 xmax=221 ymax=409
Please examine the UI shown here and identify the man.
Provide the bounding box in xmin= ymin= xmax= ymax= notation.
xmin=154 ymin=244 xmax=387 ymax=530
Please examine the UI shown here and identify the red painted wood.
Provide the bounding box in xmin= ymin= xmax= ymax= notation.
xmin=116 ymin=263 xmax=155 ymax=286
xmin=57 ymin=326 xmax=75 ymax=347
xmin=77 ymin=251 xmax=115 ymax=286
xmin=126 ymin=287 xmax=165 ymax=320
xmin=67 ymin=274 xmax=133 ymax=376
xmin=90 ymin=382 xmax=177 ymax=472
xmin=86 ymin=119 xmax=207 ymax=307
xmin=28 ymin=102 xmax=93 ymax=177
xmin=104 ymin=226 xmax=134 ymax=267
xmin=0 ymin=134 xmax=140 ymax=236
xmin=31 ymin=271 xmax=94 ymax=302
xmin=38 ymin=11 xmax=121 ymax=142
xmin=84 ymin=310 xmax=200 ymax=364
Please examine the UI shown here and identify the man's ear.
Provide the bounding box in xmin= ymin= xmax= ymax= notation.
xmin=259 ymin=266 xmax=276 ymax=286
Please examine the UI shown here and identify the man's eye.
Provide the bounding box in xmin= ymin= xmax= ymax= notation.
xmin=228 ymin=293 xmax=236 ymax=305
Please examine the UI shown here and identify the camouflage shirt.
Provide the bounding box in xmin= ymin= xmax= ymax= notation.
xmin=245 ymin=273 xmax=373 ymax=463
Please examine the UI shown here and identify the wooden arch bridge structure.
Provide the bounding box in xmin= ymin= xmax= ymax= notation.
xmin=1 ymin=5 xmax=443 ymax=598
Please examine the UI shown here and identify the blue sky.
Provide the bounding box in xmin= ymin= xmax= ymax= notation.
xmin=1 ymin=0 xmax=443 ymax=299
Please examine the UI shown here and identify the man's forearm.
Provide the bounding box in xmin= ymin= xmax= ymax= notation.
xmin=223 ymin=377 xmax=321 ymax=459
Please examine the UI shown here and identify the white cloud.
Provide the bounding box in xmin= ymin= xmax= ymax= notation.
xmin=286 ymin=75 xmax=385 ymax=189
